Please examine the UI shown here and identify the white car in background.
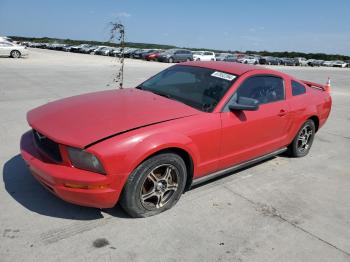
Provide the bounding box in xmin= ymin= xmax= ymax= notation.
xmin=322 ymin=61 xmax=333 ymax=67
xmin=331 ymin=60 xmax=347 ymax=68
xmin=192 ymin=51 xmax=216 ymax=61
xmin=237 ymin=55 xmax=259 ymax=64
xmin=294 ymin=57 xmax=308 ymax=66
xmin=0 ymin=41 xmax=28 ymax=58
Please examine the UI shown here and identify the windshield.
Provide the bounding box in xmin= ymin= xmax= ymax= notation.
xmin=137 ymin=65 xmax=237 ymax=112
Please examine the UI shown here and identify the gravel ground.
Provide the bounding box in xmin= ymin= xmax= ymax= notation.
xmin=0 ymin=48 xmax=349 ymax=262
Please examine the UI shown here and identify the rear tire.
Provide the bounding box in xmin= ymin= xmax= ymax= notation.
xmin=10 ymin=50 xmax=21 ymax=58
xmin=120 ymin=153 xmax=187 ymax=218
xmin=168 ymin=57 xmax=174 ymax=63
xmin=289 ymin=120 xmax=315 ymax=157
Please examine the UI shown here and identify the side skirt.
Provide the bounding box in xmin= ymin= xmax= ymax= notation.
xmin=191 ymin=147 xmax=287 ymax=187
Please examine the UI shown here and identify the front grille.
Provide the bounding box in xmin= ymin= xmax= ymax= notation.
xmin=33 ymin=130 xmax=62 ymax=162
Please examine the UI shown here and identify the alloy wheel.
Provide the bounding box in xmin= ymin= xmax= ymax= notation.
xmin=140 ymin=164 xmax=179 ymax=210
xmin=297 ymin=125 xmax=313 ymax=153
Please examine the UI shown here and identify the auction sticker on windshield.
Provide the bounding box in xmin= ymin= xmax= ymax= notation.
xmin=211 ymin=71 xmax=236 ymax=81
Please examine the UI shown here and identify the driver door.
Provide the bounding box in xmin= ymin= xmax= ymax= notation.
xmin=219 ymin=75 xmax=291 ymax=169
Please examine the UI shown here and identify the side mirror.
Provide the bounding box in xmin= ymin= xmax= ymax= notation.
xmin=228 ymin=97 xmax=259 ymax=111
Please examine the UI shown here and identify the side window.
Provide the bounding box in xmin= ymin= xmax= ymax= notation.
xmin=291 ymin=80 xmax=306 ymax=96
xmin=235 ymin=75 xmax=285 ymax=105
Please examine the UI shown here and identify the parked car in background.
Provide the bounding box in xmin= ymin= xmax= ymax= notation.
xmin=237 ymin=55 xmax=259 ymax=64
xmin=141 ymin=49 xmax=161 ymax=59
xmin=322 ymin=61 xmax=333 ymax=67
xmin=294 ymin=57 xmax=308 ymax=66
xmin=70 ymin=44 xmax=90 ymax=53
xmin=280 ymin=58 xmax=297 ymax=66
xmin=192 ymin=51 xmax=216 ymax=61
xmin=145 ymin=50 xmax=163 ymax=61
xmin=111 ymin=47 xmax=122 ymax=57
xmin=215 ymin=53 xmax=237 ymax=62
xmin=0 ymin=41 xmax=29 ymax=58
xmin=62 ymin=45 xmax=73 ymax=52
xmin=331 ymin=60 xmax=348 ymax=68
xmin=123 ymin=48 xmax=139 ymax=58
xmin=90 ymin=46 xmax=108 ymax=55
xmin=259 ymin=56 xmax=280 ymax=65
xmin=131 ymin=49 xmax=147 ymax=59
xmin=80 ymin=45 xmax=98 ymax=54
xmin=157 ymin=49 xmax=193 ymax=63
xmin=307 ymin=59 xmax=324 ymax=67
xmin=94 ymin=46 xmax=114 ymax=56
xmin=21 ymin=62 xmax=332 ymax=217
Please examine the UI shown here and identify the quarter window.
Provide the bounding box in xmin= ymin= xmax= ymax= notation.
xmin=291 ymin=80 xmax=306 ymax=96
xmin=234 ymin=75 xmax=285 ymax=105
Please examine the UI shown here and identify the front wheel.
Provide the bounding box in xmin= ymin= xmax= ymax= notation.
xmin=10 ymin=50 xmax=21 ymax=58
xmin=120 ymin=153 xmax=187 ymax=217
xmin=168 ymin=57 xmax=174 ymax=63
xmin=289 ymin=119 xmax=315 ymax=157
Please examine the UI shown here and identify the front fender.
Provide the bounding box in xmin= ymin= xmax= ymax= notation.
xmin=125 ymin=131 xmax=199 ymax=174
xmin=89 ymin=129 xmax=199 ymax=179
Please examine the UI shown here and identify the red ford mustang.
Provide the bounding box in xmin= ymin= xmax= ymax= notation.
xmin=20 ymin=62 xmax=332 ymax=217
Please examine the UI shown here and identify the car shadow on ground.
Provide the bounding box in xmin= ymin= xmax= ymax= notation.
xmin=2 ymin=155 xmax=129 ymax=220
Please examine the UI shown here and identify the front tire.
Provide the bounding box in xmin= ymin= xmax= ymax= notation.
xmin=168 ymin=57 xmax=174 ymax=63
xmin=289 ymin=119 xmax=315 ymax=157
xmin=10 ymin=50 xmax=21 ymax=58
xmin=120 ymin=153 xmax=187 ymax=218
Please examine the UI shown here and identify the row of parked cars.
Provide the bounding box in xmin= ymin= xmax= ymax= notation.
xmin=25 ymin=42 xmax=350 ymax=67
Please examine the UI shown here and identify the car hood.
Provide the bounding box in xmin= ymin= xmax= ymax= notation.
xmin=27 ymin=89 xmax=200 ymax=148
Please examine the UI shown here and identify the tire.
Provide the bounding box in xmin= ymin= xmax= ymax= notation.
xmin=10 ymin=50 xmax=21 ymax=58
xmin=289 ymin=119 xmax=315 ymax=157
xmin=168 ymin=57 xmax=174 ymax=63
xmin=120 ymin=153 xmax=187 ymax=218
xmin=186 ymin=57 xmax=191 ymax=62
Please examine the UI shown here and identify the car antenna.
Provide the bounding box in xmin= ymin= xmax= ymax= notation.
xmin=109 ymin=20 xmax=125 ymax=89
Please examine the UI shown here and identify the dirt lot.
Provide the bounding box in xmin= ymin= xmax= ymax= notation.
xmin=1 ymin=48 xmax=349 ymax=262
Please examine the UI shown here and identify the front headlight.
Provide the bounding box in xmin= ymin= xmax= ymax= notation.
xmin=67 ymin=147 xmax=105 ymax=174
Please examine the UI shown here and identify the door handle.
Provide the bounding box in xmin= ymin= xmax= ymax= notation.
xmin=278 ymin=109 xmax=287 ymax=117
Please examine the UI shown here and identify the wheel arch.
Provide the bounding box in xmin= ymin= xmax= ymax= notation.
xmin=308 ymin=115 xmax=319 ymax=132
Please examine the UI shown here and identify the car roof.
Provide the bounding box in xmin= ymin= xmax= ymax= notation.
xmin=180 ymin=61 xmax=264 ymax=76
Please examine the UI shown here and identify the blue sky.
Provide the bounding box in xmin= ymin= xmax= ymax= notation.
xmin=0 ymin=0 xmax=349 ymax=55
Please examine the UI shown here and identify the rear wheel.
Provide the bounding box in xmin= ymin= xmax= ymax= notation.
xmin=168 ymin=57 xmax=174 ymax=63
xmin=289 ymin=119 xmax=315 ymax=157
xmin=120 ymin=153 xmax=187 ymax=217
xmin=10 ymin=50 xmax=21 ymax=58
